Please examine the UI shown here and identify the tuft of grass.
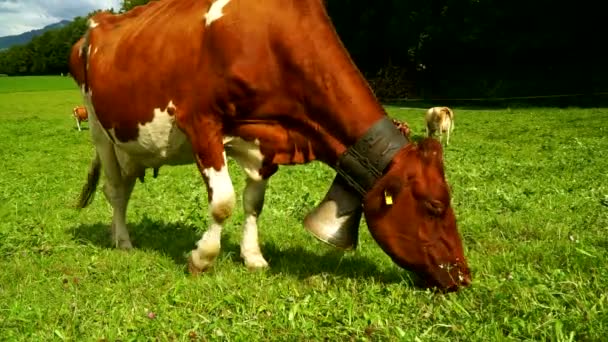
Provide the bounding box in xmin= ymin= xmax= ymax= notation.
xmin=1 ymin=76 xmax=607 ymax=340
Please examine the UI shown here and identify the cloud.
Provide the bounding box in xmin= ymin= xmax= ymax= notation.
xmin=0 ymin=0 xmax=121 ymax=36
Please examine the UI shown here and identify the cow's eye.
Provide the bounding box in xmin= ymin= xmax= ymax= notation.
xmin=424 ymin=199 xmax=445 ymax=217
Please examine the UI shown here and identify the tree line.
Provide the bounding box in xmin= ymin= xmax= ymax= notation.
xmin=0 ymin=0 xmax=604 ymax=99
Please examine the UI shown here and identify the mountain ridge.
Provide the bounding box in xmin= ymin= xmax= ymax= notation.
xmin=0 ymin=20 xmax=72 ymax=50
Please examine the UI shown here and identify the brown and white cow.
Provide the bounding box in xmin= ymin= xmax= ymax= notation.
xmin=69 ymin=0 xmax=471 ymax=291
xmin=72 ymin=105 xmax=88 ymax=131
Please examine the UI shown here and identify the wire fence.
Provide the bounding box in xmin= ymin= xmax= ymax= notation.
xmin=381 ymin=92 xmax=608 ymax=103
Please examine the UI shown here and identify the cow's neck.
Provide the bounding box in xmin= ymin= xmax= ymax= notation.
xmin=297 ymin=16 xmax=388 ymax=158
xmin=302 ymin=59 xmax=387 ymax=166
xmin=311 ymin=63 xmax=385 ymax=138
xmin=229 ymin=5 xmax=389 ymax=166
xmin=235 ymin=69 xmax=387 ymax=167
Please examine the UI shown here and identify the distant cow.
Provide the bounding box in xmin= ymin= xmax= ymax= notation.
xmin=72 ymin=105 xmax=88 ymax=131
xmin=425 ymin=107 xmax=455 ymax=145
xmin=68 ymin=0 xmax=471 ymax=291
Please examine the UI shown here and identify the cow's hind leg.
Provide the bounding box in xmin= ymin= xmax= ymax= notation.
xmin=96 ymin=143 xmax=136 ymax=249
xmin=104 ymin=174 xmax=136 ymax=249
xmin=189 ymin=151 xmax=236 ymax=274
xmin=240 ymin=177 xmax=269 ymax=269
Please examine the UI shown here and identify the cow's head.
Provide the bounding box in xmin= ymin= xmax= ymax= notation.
xmin=305 ymin=136 xmax=470 ymax=291
xmin=362 ymin=138 xmax=470 ymax=291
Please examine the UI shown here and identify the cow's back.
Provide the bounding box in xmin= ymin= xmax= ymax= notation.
xmin=70 ymin=1 xmax=211 ymax=137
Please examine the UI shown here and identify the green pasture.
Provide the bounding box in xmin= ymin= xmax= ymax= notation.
xmin=0 ymin=76 xmax=607 ymax=341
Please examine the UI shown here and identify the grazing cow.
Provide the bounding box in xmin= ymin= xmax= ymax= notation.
xmin=425 ymin=107 xmax=455 ymax=145
xmin=68 ymin=0 xmax=471 ymax=291
xmin=72 ymin=105 xmax=88 ymax=131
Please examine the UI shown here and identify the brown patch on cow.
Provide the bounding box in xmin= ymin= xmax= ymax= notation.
xmin=211 ymin=202 xmax=233 ymax=223
xmin=198 ymin=160 xmax=213 ymax=203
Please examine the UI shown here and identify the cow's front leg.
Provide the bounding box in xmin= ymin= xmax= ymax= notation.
xmin=188 ymin=149 xmax=236 ymax=274
xmin=240 ymin=177 xmax=269 ymax=269
xmin=75 ymin=117 xmax=82 ymax=131
xmin=446 ymin=124 xmax=451 ymax=146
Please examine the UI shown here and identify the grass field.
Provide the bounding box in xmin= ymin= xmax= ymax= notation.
xmin=0 ymin=76 xmax=607 ymax=341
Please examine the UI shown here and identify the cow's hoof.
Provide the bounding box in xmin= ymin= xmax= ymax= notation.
xmin=187 ymin=255 xmax=212 ymax=275
xmin=243 ymin=255 xmax=269 ymax=270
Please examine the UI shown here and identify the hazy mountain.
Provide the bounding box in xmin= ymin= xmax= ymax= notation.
xmin=0 ymin=20 xmax=72 ymax=50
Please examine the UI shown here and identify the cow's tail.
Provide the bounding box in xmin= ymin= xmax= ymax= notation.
xmin=445 ymin=107 xmax=455 ymax=120
xmin=76 ymin=151 xmax=102 ymax=209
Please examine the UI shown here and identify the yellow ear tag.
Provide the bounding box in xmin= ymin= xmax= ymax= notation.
xmin=384 ymin=190 xmax=393 ymax=205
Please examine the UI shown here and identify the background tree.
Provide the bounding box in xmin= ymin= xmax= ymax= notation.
xmin=0 ymin=0 xmax=604 ymax=100
xmin=121 ymin=0 xmax=156 ymax=12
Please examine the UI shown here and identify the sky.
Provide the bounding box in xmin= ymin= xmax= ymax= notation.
xmin=0 ymin=0 xmax=121 ymax=37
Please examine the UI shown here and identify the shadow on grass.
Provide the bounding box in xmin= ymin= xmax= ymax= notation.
xmin=70 ymin=217 xmax=410 ymax=285
xmin=258 ymin=243 xmax=408 ymax=285
xmin=70 ymin=217 xmax=200 ymax=265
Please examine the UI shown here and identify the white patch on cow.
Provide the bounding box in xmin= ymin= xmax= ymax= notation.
xmin=85 ymin=45 xmax=92 ymax=70
xmin=110 ymin=100 xmax=194 ymax=173
xmin=202 ymin=153 xmax=236 ymax=220
xmin=89 ymin=19 xmax=98 ymax=28
xmin=204 ymin=0 xmax=231 ymax=26
xmin=93 ymin=47 xmax=98 ymax=55
xmin=224 ymin=136 xmax=265 ymax=181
